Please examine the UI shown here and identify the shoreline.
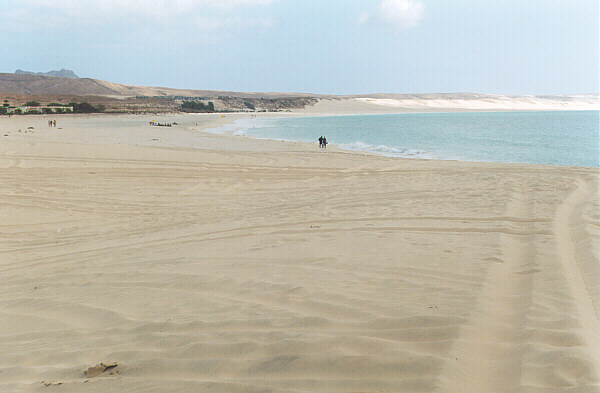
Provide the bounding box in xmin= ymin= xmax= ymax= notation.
xmin=203 ymin=111 xmax=600 ymax=169
xmin=1 ymin=111 xmax=598 ymax=169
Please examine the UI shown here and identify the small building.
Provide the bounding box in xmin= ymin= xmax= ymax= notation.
xmin=4 ymin=106 xmax=73 ymax=114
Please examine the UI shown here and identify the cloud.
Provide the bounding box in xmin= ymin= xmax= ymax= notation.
xmin=360 ymin=0 xmax=424 ymax=30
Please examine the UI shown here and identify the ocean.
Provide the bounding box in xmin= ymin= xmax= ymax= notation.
xmin=216 ymin=111 xmax=599 ymax=167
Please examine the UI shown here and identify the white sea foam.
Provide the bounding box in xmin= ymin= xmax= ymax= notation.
xmin=207 ymin=118 xmax=437 ymax=159
xmin=205 ymin=118 xmax=278 ymax=136
xmin=203 ymin=112 xmax=598 ymax=166
xmin=338 ymin=141 xmax=436 ymax=159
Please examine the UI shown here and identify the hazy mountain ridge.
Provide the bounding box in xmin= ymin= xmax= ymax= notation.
xmin=14 ymin=69 xmax=79 ymax=79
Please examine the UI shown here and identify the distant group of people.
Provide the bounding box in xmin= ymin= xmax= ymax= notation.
xmin=149 ymin=121 xmax=172 ymax=127
xmin=318 ymin=136 xmax=328 ymax=148
xmin=47 ymin=120 xmax=56 ymax=127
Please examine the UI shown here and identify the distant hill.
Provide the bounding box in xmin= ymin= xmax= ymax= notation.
xmin=15 ymin=69 xmax=79 ymax=78
xmin=0 ymin=72 xmax=596 ymax=113
xmin=0 ymin=73 xmax=320 ymax=98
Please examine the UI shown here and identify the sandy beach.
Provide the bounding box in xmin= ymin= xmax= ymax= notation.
xmin=0 ymin=113 xmax=599 ymax=392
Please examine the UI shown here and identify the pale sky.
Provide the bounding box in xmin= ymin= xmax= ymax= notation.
xmin=1 ymin=0 xmax=598 ymax=94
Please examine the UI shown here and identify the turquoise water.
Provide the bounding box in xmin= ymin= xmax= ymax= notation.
xmin=227 ymin=111 xmax=599 ymax=167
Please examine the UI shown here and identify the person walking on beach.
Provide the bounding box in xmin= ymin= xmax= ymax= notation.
xmin=53 ymin=120 xmax=56 ymax=127
xmin=319 ymin=136 xmax=323 ymax=148
xmin=322 ymin=136 xmax=327 ymax=149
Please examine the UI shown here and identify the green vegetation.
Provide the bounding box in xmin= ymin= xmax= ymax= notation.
xmin=14 ymin=108 xmax=22 ymax=114
xmin=3 ymin=100 xmax=9 ymax=107
xmin=243 ymin=101 xmax=256 ymax=110
xmin=69 ymin=102 xmax=105 ymax=113
xmin=181 ymin=101 xmax=215 ymax=112
xmin=43 ymin=108 xmax=53 ymax=114
xmin=0 ymin=107 xmax=7 ymax=115
xmin=25 ymin=101 xmax=41 ymax=107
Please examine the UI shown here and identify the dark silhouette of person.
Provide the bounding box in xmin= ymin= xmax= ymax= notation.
xmin=318 ymin=136 xmax=323 ymax=148
xmin=322 ymin=136 xmax=327 ymax=149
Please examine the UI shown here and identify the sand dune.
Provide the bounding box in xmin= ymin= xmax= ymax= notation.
xmin=0 ymin=114 xmax=598 ymax=392
xmin=302 ymin=96 xmax=599 ymax=114
xmin=357 ymin=95 xmax=600 ymax=110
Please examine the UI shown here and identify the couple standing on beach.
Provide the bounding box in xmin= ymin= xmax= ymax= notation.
xmin=318 ymin=136 xmax=328 ymax=148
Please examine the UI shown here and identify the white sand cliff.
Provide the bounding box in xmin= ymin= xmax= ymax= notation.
xmin=301 ymin=95 xmax=600 ymax=114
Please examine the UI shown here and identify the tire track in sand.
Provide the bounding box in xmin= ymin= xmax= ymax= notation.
xmin=552 ymin=178 xmax=600 ymax=373
xmin=436 ymin=189 xmax=537 ymax=392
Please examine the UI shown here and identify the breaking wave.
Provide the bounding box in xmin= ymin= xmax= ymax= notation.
xmin=338 ymin=141 xmax=436 ymax=159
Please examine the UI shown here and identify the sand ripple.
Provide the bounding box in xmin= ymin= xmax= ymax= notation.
xmin=0 ymin=131 xmax=598 ymax=392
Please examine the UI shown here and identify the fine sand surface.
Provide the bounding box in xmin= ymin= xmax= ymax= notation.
xmin=0 ymin=114 xmax=599 ymax=392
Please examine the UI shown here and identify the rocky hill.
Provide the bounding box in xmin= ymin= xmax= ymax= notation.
xmin=0 ymin=73 xmax=322 ymax=99
xmin=0 ymin=73 xmax=323 ymax=113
